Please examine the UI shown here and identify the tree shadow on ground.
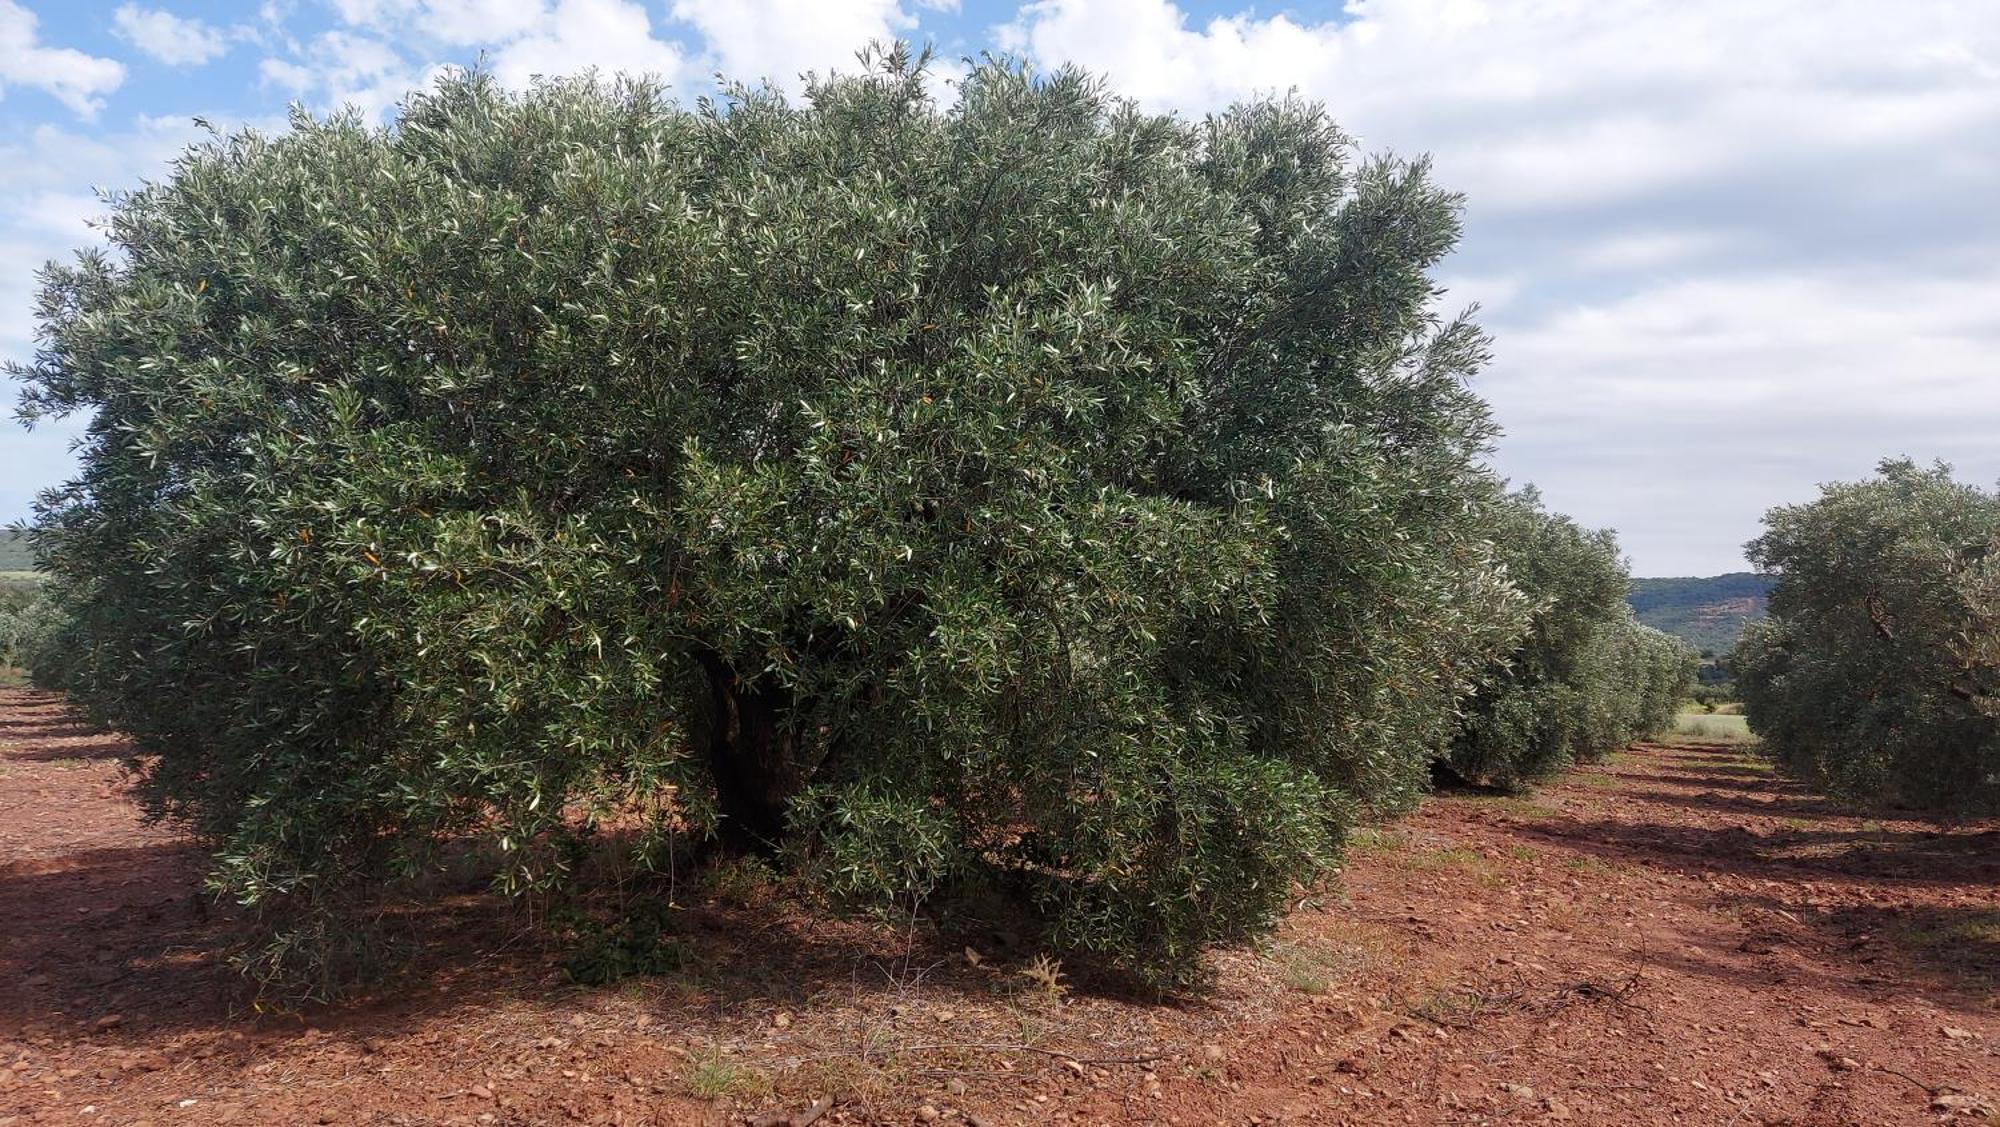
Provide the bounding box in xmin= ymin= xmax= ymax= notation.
xmin=2 ymin=734 xmax=132 ymax=762
xmin=0 ymin=687 xmax=1183 ymax=1066
xmin=1617 ymin=786 xmax=1863 ymax=823
xmin=0 ymin=828 xmax=1171 ymax=1061
xmin=1636 ymin=895 xmax=2000 ymax=1016
xmin=1620 ymin=929 xmax=1996 ymax=1023
xmin=1613 ymin=770 xmax=1785 ymax=794
xmin=1508 ymin=743 xmax=1999 ymax=1011
xmin=1519 ymin=812 xmax=1997 ymax=890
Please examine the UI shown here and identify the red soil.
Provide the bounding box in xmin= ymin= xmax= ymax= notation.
xmin=1 ymin=685 xmax=1994 ymax=1126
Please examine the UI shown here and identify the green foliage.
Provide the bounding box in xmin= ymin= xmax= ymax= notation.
xmin=1447 ymin=490 xmax=1695 ymax=789
xmin=1735 ymin=459 xmax=2000 ymax=815
xmin=12 ymin=50 xmax=1528 ymax=990
xmin=0 ymin=587 xmax=72 ymax=683
xmin=558 ymin=898 xmax=691 ymax=985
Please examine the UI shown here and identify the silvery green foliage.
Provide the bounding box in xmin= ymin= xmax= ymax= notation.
xmin=13 ymin=51 xmax=1530 ymax=990
xmin=1448 ymin=489 xmax=1694 ymax=790
xmin=1735 ymin=460 xmax=2000 ymax=815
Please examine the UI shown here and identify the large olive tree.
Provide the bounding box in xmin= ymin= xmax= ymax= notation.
xmin=14 ymin=51 xmax=1527 ymax=990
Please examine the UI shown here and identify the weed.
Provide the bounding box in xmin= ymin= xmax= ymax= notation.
xmin=1480 ymin=796 xmax=1559 ymax=820
xmin=1346 ymin=826 xmax=1406 ymax=853
xmin=685 ymin=1049 xmax=772 ymax=1101
xmin=794 ymin=1055 xmax=894 ymax=1104
xmin=1671 ymin=714 xmax=1755 ymax=743
xmin=699 ymin=855 xmax=777 ymax=908
xmin=1017 ymin=954 xmax=1069 ymax=1004
xmin=558 ymin=898 xmax=691 ymax=986
xmin=1275 ymin=943 xmax=1356 ymax=996
xmin=1894 ymin=911 xmax=2000 ymax=950
xmin=1400 ymin=847 xmax=1506 ymax=888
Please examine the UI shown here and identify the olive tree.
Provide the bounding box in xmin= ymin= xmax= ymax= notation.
xmin=1735 ymin=460 xmax=2000 ymax=815
xmin=14 ymin=51 xmax=1527 ymax=991
xmin=1445 ymin=489 xmax=1692 ymax=789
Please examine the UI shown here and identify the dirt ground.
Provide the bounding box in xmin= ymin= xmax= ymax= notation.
xmin=2 ymin=685 xmax=1995 ymax=1126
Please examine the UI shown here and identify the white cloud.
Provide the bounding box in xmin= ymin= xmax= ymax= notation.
xmin=668 ymin=0 xmax=915 ymax=93
xmin=112 ymin=5 xmax=233 ymax=67
xmin=1003 ymin=0 xmax=2000 ymax=572
xmin=1000 ymin=0 xmax=2000 ymax=216
xmin=329 ymin=0 xmax=542 ymax=46
xmin=0 ymin=0 xmax=126 ymax=118
xmin=258 ymin=29 xmax=431 ymax=119
xmin=1569 ymin=231 xmax=1733 ymax=275
xmin=260 ymin=0 xmax=688 ymax=116
xmin=490 ymin=0 xmax=687 ymax=89
xmin=1483 ymin=266 xmax=2000 ymax=573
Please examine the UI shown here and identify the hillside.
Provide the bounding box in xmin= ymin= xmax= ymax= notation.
xmin=0 ymin=529 xmax=36 ymax=574
xmin=1628 ymin=572 xmax=1774 ymax=654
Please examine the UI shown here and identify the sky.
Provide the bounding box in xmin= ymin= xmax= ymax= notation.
xmin=1 ymin=1 xmax=1997 ymax=576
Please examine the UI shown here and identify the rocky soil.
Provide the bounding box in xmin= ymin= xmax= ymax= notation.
xmin=2 ymin=686 xmax=1994 ymax=1125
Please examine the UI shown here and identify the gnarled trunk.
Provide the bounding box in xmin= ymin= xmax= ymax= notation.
xmin=695 ymin=650 xmax=803 ymax=853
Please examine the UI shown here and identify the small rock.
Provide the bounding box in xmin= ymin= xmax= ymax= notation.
xmin=916 ymin=1106 xmax=940 ymax=1122
xmin=1941 ymin=1026 xmax=1977 ymax=1042
xmin=947 ymin=1079 xmax=968 ymax=1096
xmin=91 ymin=1016 xmax=123 ymax=1032
xmin=1499 ymin=1082 xmax=1535 ymax=1099
xmin=1200 ymin=1043 xmax=1226 ymax=1064
xmin=469 ymin=1084 xmax=495 ymax=1101
xmin=1930 ymin=1093 xmax=1994 ymax=1115
xmin=772 ymin=1012 xmax=791 ymax=1029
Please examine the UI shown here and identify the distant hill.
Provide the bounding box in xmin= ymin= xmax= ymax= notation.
xmin=1628 ymin=572 xmax=1774 ymax=655
xmin=0 ymin=529 xmax=36 ymax=573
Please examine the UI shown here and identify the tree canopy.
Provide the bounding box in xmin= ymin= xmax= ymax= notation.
xmin=1735 ymin=460 xmax=2000 ymax=815
xmin=11 ymin=51 xmax=1683 ymax=993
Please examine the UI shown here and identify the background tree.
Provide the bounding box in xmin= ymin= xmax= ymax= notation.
xmin=1445 ymin=489 xmax=1693 ymax=790
xmin=1735 ymin=459 xmax=2000 ymax=815
xmin=12 ymin=52 xmax=1532 ymax=992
